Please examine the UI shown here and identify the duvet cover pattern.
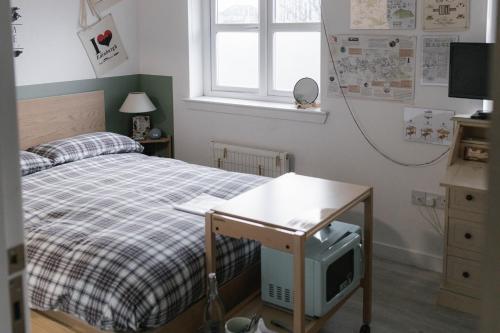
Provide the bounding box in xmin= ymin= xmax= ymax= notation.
xmin=22 ymin=154 xmax=269 ymax=331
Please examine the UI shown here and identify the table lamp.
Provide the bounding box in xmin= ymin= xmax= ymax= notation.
xmin=119 ymin=92 xmax=157 ymax=140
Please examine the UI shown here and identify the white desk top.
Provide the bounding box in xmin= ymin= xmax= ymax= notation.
xmin=441 ymin=160 xmax=488 ymax=191
xmin=213 ymin=173 xmax=371 ymax=236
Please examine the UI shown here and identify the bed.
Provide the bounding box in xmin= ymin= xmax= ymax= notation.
xmin=18 ymin=91 xmax=269 ymax=332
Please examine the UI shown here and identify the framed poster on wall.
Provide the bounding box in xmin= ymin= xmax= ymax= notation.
xmin=350 ymin=0 xmax=417 ymax=30
xmin=423 ymin=0 xmax=470 ymax=31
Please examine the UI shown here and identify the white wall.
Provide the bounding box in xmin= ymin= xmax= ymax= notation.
xmin=14 ymin=0 xmax=139 ymax=86
xmin=139 ymin=0 xmax=489 ymax=271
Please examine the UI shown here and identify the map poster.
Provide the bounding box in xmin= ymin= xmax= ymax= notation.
xmin=423 ymin=0 xmax=469 ymax=31
xmin=351 ymin=0 xmax=416 ymax=30
xmin=421 ymin=35 xmax=459 ymax=86
xmin=328 ymin=35 xmax=416 ymax=101
xmin=404 ymin=107 xmax=455 ymax=146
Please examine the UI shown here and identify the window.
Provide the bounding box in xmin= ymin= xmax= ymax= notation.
xmin=207 ymin=0 xmax=321 ymax=101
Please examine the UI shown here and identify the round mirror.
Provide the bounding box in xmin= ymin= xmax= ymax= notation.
xmin=293 ymin=78 xmax=319 ymax=105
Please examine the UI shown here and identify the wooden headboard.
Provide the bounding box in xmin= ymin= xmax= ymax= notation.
xmin=17 ymin=91 xmax=106 ymax=150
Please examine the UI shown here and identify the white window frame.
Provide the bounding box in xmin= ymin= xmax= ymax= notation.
xmin=203 ymin=0 xmax=321 ymax=103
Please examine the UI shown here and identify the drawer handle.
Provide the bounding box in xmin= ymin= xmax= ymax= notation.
xmin=462 ymin=272 xmax=470 ymax=279
xmin=466 ymin=194 xmax=474 ymax=201
xmin=464 ymin=233 xmax=472 ymax=240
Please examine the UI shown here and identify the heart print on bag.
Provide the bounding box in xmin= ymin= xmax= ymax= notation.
xmin=97 ymin=30 xmax=113 ymax=47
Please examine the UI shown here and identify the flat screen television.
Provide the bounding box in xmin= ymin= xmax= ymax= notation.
xmin=448 ymin=42 xmax=494 ymax=100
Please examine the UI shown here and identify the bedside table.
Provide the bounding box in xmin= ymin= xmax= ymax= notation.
xmin=138 ymin=136 xmax=172 ymax=158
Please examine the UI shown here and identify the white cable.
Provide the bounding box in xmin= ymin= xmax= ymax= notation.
xmin=418 ymin=206 xmax=442 ymax=235
xmin=428 ymin=208 xmax=442 ymax=235
xmin=431 ymin=207 xmax=444 ymax=235
xmin=321 ymin=15 xmax=450 ymax=168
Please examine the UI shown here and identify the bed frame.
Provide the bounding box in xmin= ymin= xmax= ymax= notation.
xmin=36 ymin=264 xmax=260 ymax=333
xmin=17 ymin=91 xmax=106 ymax=149
xmin=18 ymin=91 xmax=261 ymax=333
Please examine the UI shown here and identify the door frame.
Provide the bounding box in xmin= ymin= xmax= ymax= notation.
xmin=482 ymin=1 xmax=500 ymax=331
xmin=0 ymin=0 xmax=29 ymax=332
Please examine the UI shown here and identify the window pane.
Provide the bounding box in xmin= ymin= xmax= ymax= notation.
xmin=216 ymin=0 xmax=259 ymax=24
xmin=216 ymin=32 xmax=259 ymax=88
xmin=274 ymin=0 xmax=321 ymax=23
xmin=273 ymin=32 xmax=320 ymax=92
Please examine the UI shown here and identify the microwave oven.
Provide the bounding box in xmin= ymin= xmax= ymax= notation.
xmin=261 ymin=221 xmax=363 ymax=317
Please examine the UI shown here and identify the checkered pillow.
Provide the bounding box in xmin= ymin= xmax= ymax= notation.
xmin=28 ymin=132 xmax=144 ymax=165
xmin=19 ymin=151 xmax=52 ymax=176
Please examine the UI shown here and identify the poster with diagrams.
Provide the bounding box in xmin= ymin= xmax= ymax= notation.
xmin=351 ymin=0 xmax=416 ymax=30
xmin=404 ymin=107 xmax=455 ymax=146
xmin=421 ymin=35 xmax=459 ymax=85
xmin=423 ymin=0 xmax=469 ymax=31
xmin=328 ymin=35 xmax=416 ymax=101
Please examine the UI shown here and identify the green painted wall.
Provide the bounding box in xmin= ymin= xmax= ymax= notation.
xmin=138 ymin=75 xmax=174 ymax=139
xmin=16 ymin=75 xmax=174 ymax=149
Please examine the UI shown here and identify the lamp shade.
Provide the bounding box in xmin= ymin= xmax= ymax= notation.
xmin=119 ymin=92 xmax=157 ymax=114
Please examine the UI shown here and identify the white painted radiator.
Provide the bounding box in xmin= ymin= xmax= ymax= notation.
xmin=211 ymin=141 xmax=290 ymax=177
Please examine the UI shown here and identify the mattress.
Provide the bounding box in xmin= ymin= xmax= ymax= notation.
xmin=22 ymin=153 xmax=269 ymax=331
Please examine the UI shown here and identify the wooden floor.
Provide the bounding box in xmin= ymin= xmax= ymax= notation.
xmin=321 ymin=258 xmax=478 ymax=333
xmin=32 ymin=258 xmax=478 ymax=333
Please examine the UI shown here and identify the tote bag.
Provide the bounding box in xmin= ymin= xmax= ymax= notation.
xmin=78 ymin=0 xmax=128 ymax=77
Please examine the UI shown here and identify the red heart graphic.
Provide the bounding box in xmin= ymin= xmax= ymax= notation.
xmin=97 ymin=30 xmax=113 ymax=47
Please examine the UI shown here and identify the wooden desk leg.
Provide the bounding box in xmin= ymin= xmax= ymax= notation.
xmin=362 ymin=190 xmax=373 ymax=325
xmin=293 ymin=233 xmax=306 ymax=333
xmin=205 ymin=212 xmax=216 ymax=276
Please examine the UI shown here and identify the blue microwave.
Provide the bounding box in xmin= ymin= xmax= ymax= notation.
xmin=261 ymin=221 xmax=363 ymax=317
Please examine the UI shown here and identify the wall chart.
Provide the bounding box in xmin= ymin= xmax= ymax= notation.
xmin=350 ymin=0 xmax=416 ymax=30
xmin=328 ymin=35 xmax=416 ymax=101
xmin=404 ymin=107 xmax=455 ymax=146
xmin=423 ymin=0 xmax=469 ymax=31
xmin=421 ymin=35 xmax=459 ymax=86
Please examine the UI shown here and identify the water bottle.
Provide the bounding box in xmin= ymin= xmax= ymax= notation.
xmin=204 ymin=273 xmax=226 ymax=333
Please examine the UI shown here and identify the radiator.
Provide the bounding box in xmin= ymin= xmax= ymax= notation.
xmin=211 ymin=141 xmax=290 ymax=177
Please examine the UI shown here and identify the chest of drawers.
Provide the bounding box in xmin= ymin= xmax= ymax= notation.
xmin=437 ymin=116 xmax=490 ymax=315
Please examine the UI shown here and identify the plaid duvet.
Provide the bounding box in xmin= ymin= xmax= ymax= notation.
xmin=22 ymin=153 xmax=269 ymax=331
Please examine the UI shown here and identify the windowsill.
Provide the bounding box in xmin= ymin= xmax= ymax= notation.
xmin=183 ymin=96 xmax=329 ymax=124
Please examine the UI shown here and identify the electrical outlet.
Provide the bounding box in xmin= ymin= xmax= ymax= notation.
xmin=412 ymin=191 xmax=446 ymax=209
xmin=412 ymin=190 xmax=427 ymax=207
xmin=434 ymin=194 xmax=447 ymax=210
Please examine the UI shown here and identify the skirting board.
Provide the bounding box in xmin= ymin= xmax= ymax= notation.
xmin=373 ymin=241 xmax=443 ymax=273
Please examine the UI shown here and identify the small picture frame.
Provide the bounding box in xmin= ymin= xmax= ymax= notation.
xmin=132 ymin=115 xmax=150 ymax=140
